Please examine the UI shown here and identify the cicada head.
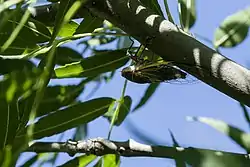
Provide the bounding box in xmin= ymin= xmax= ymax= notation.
xmin=121 ymin=65 xmax=152 ymax=84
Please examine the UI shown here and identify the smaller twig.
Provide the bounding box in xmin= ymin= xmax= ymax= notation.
xmin=26 ymin=137 xmax=250 ymax=164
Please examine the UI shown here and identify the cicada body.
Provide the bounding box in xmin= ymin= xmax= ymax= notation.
xmin=122 ymin=37 xmax=198 ymax=84
xmin=121 ymin=62 xmax=188 ymax=84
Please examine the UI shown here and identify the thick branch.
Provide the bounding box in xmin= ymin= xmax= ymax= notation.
xmin=84 ymin=0 xmax=250 ymax=106
xmin=26 ymin=137 xmax=250 ymax=165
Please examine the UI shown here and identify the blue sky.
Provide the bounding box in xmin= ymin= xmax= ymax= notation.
xmin=17 ymin=0 xmax=250 ymax=166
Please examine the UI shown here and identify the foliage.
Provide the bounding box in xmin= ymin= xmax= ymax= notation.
xmin=0 ymin=0 xmax=249 ymax=166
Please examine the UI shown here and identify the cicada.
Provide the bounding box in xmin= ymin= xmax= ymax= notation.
xmin=122 ymin=37 xmax=197 ymax=84
xmin=121 ymin=61 xmax=189 ymax=84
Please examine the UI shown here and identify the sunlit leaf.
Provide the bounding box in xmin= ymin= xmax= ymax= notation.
xmin=104 ymin=96 xmax=132 ymax=126
xmin=214 ymin=8 xmax=250 ymax=48
xmin=16 ymin=97 xmax=114 ymax=140
xmin=58 ymin=154 xmax=96 ymax=167
xmin=50 ymin=0 xmax=74 ymax=41
xmin=179 ymin=0 xmax=196 ymax=29
xmin=133 ymin=83 xmax=160 ymax=111
xmin=103 ymin=154 xmax=120 ymax=167
xmin=54 ymin=49 xmax=129 ymax=78
xmin=56 ymin=21 xmax=79 ymax=37
xmin=188 ymin=116 xmax=250 ymax=152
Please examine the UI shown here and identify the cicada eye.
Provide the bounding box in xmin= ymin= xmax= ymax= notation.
xmin=121 ymin=66 xmax=133 ymax=80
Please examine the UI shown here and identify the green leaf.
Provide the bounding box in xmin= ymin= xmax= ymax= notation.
xmin=0 ymin=100 xmax=19 ymax=150
xmin=0 ymin=58 xmax=34 ymax=75
xmin=179 ymin=0 xmax=196 ymax=29
xmin=163 ymin=0 xmax=175 ymax=23
xmin=117 ymin=96 xmax=132 ymax=125
xmin=214 ymin=8 xmax=250 ymax=48
xmin=50 ymin=0 xmax=73 ymax=41
xmin=184 ymin=147 xmax=250 ymax=166
xmin=18 ymin=80 xmax=88 ymax=130
xmin=54 ymin=49 xmax=129 ymax=78
xmin=73 ymin=124 xmax=88 ymax=141
xmin=0 ymin=12 xmax=51 ymax=54
xmin=169 ymin=130 xmax=186 ymax=167
xmin=103 ymin=154 xmax=120 ymax=167
xmin=239 ymin=103 xmax=250 ymax=128
xmin=133 ymin=83 xmax=160 ymax=111
xmin=19 ymin=82 xmax=86 ymax=123
xmin=58 ymin=154 xmax=96 ymax=167
xmin=55 ymin=47 xmax=83 ymax=65
xmin=16 ymin=97 xmax=114 ymax=140
xmin=27 ymin=18 xmax=52 ymax=42
xmin=104 ymin=96 xmax=132 ymax=126
xmin=188 ymin=116 xmax=250 ymax=152
xmin=19 ymin=155 xmax=38 ymax=167
xmin=0 ymin=68 xmax=39 ymax=149
xmin=56 ymin=21 xmax=79 ymax=37
xmin=140 ymin=0 xmax=164 ymax=17
xmin=0 ymin=9 xmax=51 ymax=54
xmin=75 ymin=14 xmax=103 ymax=34
xmin=93 ymin=158 xmax=103 ymax=167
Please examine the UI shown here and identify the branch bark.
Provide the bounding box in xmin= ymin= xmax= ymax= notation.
xmin=83 ymin=0 xmax=250 ymax=107
xmin=26 ymin=137 xmax=250 ymax=165
xmin=27 ymin=1 xmax=250 ymax=106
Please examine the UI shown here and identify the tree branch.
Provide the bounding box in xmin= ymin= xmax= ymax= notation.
xmin=26 ymin=1 xmax=250 ymax=106
xmin=26 ymin=137 xmax=250 ymax=165
xmin=83 ymin=0 xmax=250 ymax=107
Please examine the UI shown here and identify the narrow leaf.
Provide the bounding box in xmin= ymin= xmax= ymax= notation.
xmin=133 ymin=83 xmax=160 ymax=111
xmin=103 ymin=154 xmax=120 ymax=167
xmin=140 ymin=0 xmax=164 ymax=16
xmin=50 ymin=0 xmax=74 ymax=41
xmin=56 ymin=21 xmax=79 ymax=37
xmin=19 ymin=155 xmax=38 ymax=167
xmin=179 ymin=0 xmax=196 ymax=30
xmin=17 ymin=97 xmax=114 ymax=140
xmin=214 ymin=8 xmax=250 ymax=48
xmin=188 ymin=116 xmax=250 ymax=152
xmin=239 ymin=103 xmax=250 ymax=128
xmin=75 ymin=13 xmax=103 ymax=34
xmin=104 ymin=96 xmax=132 ymax=126
xmin=93 ymin=158 xmax=103 ymax=167
xmin=0 ymin=11 xmax=51 ymax=55
xmin=169 ymin=130 xmax=187 ymax=167
xmin=54 ymin=49 xmax=129 ymax=78
xmin=55 ymin=47 xmax=83 ymax=65
xmin=58 ymin=154 xmax=96 ymax=167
